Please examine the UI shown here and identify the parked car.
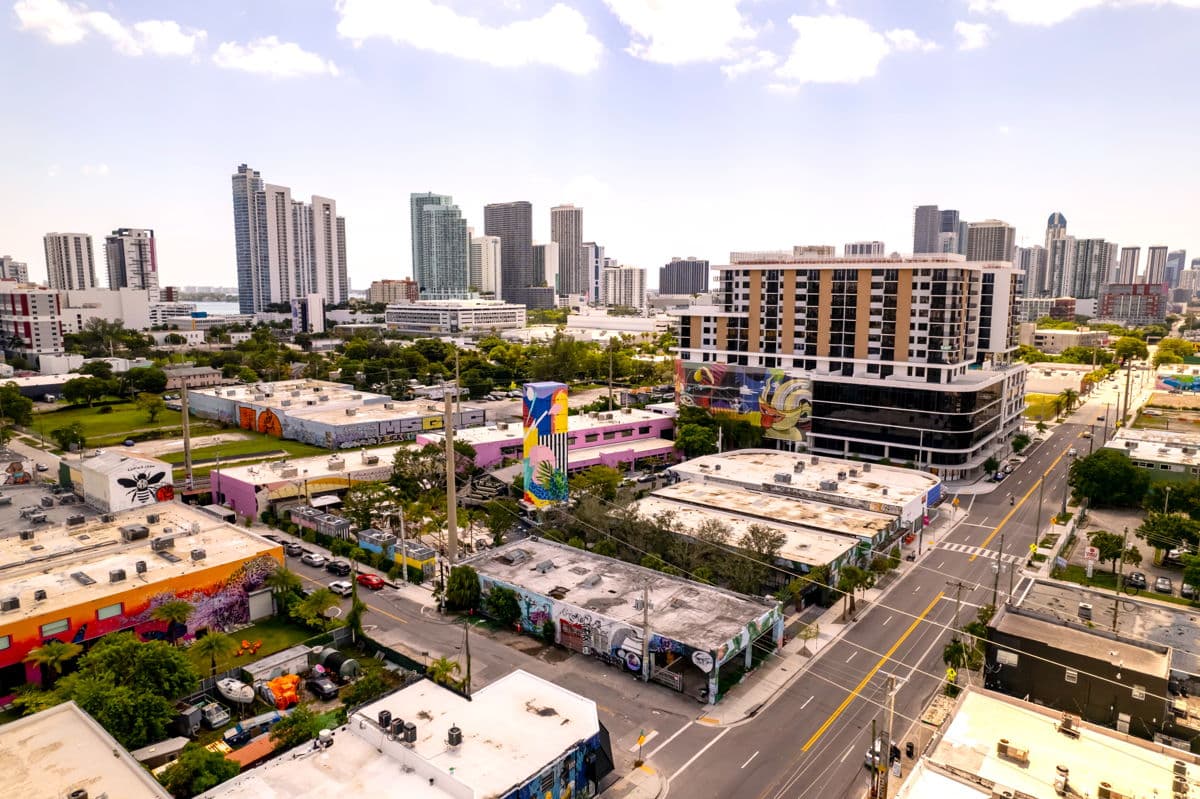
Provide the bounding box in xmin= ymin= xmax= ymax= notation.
xmin=262 ymin=534 xmax=284 ymax=544
xmin=1155 ymin=576 xmax=1174 ymax=595
xmin=356 ymin=573 xmax=385 ymax=590
xmin=123 ymin=439 xmax=135 ymax=447
xmin=328 ymin=580 xmax=353 ymax=596
xmin=1080 ymin=431 xmax=1092 ymax=439
xmin=305 ymin=676 xmax=339 ymax=701
xmin=35 ymin=463 xmax=48 ymax=472
xmin=993 ymin=471 xmax=1006 ymax=482
xmin=1124 ymin=572 xmax=1147 ymax=589
xmin=1183 ymin=582 xmax=1195 ymax=599
xmin=285 ymin=543 xmax=304 ymax=557
xmin=325 ymin=560 xmax=351 ymax=576
xmin=1067 ymin=447 xmax=1078 ymax=457
xmin=300 ymin=552 xmax=326 ymax=567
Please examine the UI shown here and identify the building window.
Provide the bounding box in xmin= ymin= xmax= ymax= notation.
xmin=621 ymin=429 xmax=633 ymax=437
xmin=0 ymin=634 xmax=9 ymax=651
xmin=539 ymin=769 xmax=555 ymax=792
xmin=1064 ymin=669 xmax=1078 ymax=684
xmin=639 ymin=426 xmax=651 ymax=435
xmin=41 ymin=618 xmax=69 ymax=637
xmin=584 ymin=434 xmax=598 ymax=443
xmin=97 ymin=602 xmax=123 ymax=621
xmin=1131 ymin=685 xmax=1146 ymax=700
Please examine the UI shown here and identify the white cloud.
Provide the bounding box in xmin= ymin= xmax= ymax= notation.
xmin=765 ymin=82 xmax=801 ymax=95
xmin=998 ymin=124 xmax=1012 ymax=134
xmin=81 ymin=163 xmax=109 ymax=176
xmin=954 ymin=20 xmax=991 ymax=49
xmin=968 ymin=0 xmax=1200 ymax=26
xmin=721 ymin=49 xmax=778 ymax=78
xmin=774 ymin=15 xmax=936 ymax=86
xmin=14 ymin=0 xmax=205 ymax=56
xmin=47 ymin=164 xmax=61 ymax=178
xmin=602 ymin=0 xmax=755 ymax=65
xmin=335 ymin=0 xmax=603 ymax=75
xmin=213 ymin=36 xmax=339 ymax=78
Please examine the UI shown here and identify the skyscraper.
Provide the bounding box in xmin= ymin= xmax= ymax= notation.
xmin=43 ymin=233 xmax=97 ymax=290
xmin=484 ymin=201 xmax=533 ymax=306
xmin=1166 ymin=250 xmax=1187 ymax=288
xmin=533 ymin=243 xmax=559 ymax=292
xmin=912 ymin=205 xmax=941 ymax=254
xmin=1145 ymin=246 xmax=1169 ymax=285
xmin=1118 ymin=247 xmax=1141 ymax=284
xmin=1070 ymin=239 xmax=1118 ymax=298
xmin=231 ymin=164 xmax=348 ymax=313
xmin=104 ymin=228 xmax=158 ymax=291
xmin=550 ymin=205 xmax=585 ymax=296
xmin=414 ymin=199 xmax=469 ymax=299
xmin=965 ymin=220 xmax=1016 ymax=262
xmin=600 ymin=264 xmax=646 ymax=310
xmin=0 ymin=255 xmax=29 ymax=283
xmin=470 ymin=235 xmax=501 ymax=296
xmin=582 ymin=241 xmax=604 ymax=305
xmin=939 ymin=210 xmax=968 ymax=255
xmin=844 ymin=242 xmax=885 ymax=257
xmin=1015 ymin=246 xmax=1047 ymax=298
xmin=1044 ymin=212 xmax=1068 ymax=251
xmin=659 ymin=257 xmax=710 ymax=294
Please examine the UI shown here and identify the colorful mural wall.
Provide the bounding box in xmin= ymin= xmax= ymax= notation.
xmin=674 ymin=360 xmax=812 ymax=443
xmin=503 ymin=732 xmax=604 ymax=799
xmin=2 ymin=459 xmax=31 ymax=485
xmin=1 ymin=552 xmax=282 ymax=684
xmin=523 ymin=381 xmax=569 ymax=507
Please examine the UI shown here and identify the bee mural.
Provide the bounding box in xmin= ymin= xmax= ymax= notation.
xmin=117 ymin=471 xmax=167 ymax=505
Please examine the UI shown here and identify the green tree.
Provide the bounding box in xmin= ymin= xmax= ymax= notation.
xmin=270 ymin=704 xmax=325 ymax=748
xmin=159 ymin=743 xmax=241 ymax=798
xmin=942 ymin=637 xmax=973 ymax=673
xmin=484 ymin=498 xmax=520 ymax=545
xmin=341 ymin=482 xmax=404 ymax=532
xmin=983 ymin=456 xmax=1000 ymax=475
xmin=1136 ymin=512 xmax=1200 ymax=551
xmin=341 ymin=671 xmax=388 ymax=707
xmin=446 ymin=565 xmax=481 ymax=610
xmin=191 ymin=633 xmax=237 ymax=678
xmin=135 ymin=391 xmax=167 ymax=422
xmin=294 ymin=588 xmax=340 ymax=630
xmin=1069 ymin=449 xmax=1150 ymax=507
xmin=1011 ymin=433 xmax=1031 ymax=454
xmin=1114 ymin=336 xmax=1149 ymax=362
xmin=0 ymin=381 xmax=35 ymax=425
xmin=265 ymin=566 xmax=303 ymax=600
xmin=484 ymin=585 xmax=522 ymax=626
xmin=427 ymin=656 xmax=462 ymax=687
xmin=572 ymin=465 xmax=623 ymax=502
xmin=62 ymin=376 xmax=108 ymax=406
xmin=23 ymin=639 xmax=82 ymax=687
xmin=1182 ymin=555 xmax=1200 ymax=604
xmin=78 ymin=360 xmax=114 ymax=379
xmin=50 ymin=422 xmax=86 ymax=451
xmin=674 ymin=424 xmax=718 ymax=458
xmin=836 ymin=565 xmax=875 ymax=619
xmin=1088 ymin=530 xmax=1142 ymax=574
xmin=1057 ymin=388 xmax=1079 ymax=415
xmin=150 ymin=600 xmax=194 ymax=645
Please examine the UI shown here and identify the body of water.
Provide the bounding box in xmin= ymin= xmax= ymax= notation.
xmin=192 ymin=301 xmax=241 ymax=315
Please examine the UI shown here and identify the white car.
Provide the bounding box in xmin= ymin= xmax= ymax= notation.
xmin=329 ymin=580 xmax=353 ymax=596
xmin=300 ymin=552 xmax=326 ymax=567
xmin=1067 ymin=448 xmax=1078 ymax=457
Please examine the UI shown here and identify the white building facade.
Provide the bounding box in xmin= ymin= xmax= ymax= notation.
xmin=43 ymin=232 xmax=97 ymax=290
xmin=600 ymin=264 xmax=646 ymax=311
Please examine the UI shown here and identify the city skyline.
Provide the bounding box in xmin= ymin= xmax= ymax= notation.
xmin=2 ymin=1 xmax=1198 ymax=290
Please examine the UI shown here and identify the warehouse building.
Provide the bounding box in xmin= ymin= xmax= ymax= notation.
xmin=0 ymin=503 xmax=281 ymax=695
xmin=187 ymin=378 xmax=484 ymax=449
xmin=461 ymin=538 xmax=782 ymax=703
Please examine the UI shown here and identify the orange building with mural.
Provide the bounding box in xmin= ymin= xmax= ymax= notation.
xmin=0 ymin=503 xmax=281 ymax=698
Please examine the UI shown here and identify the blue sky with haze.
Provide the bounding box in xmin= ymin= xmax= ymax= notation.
xmin=1 ymin=0 xmax=1197 ymax=289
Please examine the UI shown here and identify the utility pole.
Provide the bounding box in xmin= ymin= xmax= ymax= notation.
xmin=462 ymin=618 xmax=472 ymax=700
xmin=1113 ymin=526 xmax=1129 ymax=633
xmin=640 ymin=582 xmax=651 ymax=683
xmin=880 ymin=674 xmax=897 ymax=797
xmin=1121 ymin=357 xmax=1133 ymax=424
xmin=870 ymin=718 xmax=880 ymax=799
xmin=1034 ymin=472 xmax=1046 ymax=550
xmin=992 ymin=532 xmax=1005 ymax=608
xmin=607 ymin=338 xmax=614 ymax=411
xmin=180 ymin=375 xmax=193 ymax=489
xmin=394 ymin=509 xmax=409 ymax=586
xmin=444 ymin=382 xmax=458 ymax=564
xmin=1060 ymin=455 xmax=1073 ymax=516
xmin=454 ymin=348 xmax=461 ymax=418
xmin=946 ymin=580 xmax=967 ymax=629
xmin=1165 ymin=485 xmax=1172 ymax=515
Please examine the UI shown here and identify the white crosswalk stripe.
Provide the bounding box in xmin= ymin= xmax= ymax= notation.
xmin=935 ymin=541 xmax=1023 ymax=565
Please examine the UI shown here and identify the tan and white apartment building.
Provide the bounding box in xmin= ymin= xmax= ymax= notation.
xmin=672 ymin=253 xmax=1026 ymax=480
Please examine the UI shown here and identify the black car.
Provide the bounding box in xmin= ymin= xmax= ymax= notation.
xmin=306 ymin=677 xmax=339 ymax=701
xmin=1124 ymin=571 xmax=1147 ymax=589
xmin=262 ymin=534 xmax=284 ymax=544
xmin=284 ymin=543 xmax=303 ymax=557
xmin=325 ymin=560 xmax=351 ymax=576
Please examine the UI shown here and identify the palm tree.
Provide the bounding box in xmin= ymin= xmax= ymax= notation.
xmin=1058 ymin=388 xmax=1080 ymax=416
xmin=942 ymin=637 xmax=972 ymax=679
xmin=266 ymin=567 xmax=302 ymax=600
xmin=427 ymin=656 xmax=461 ymax=687
xmin=191 ymin=632 xmax=238 ymax=678
xmin=23 ymin=639 xmax=82 ymax=687
xmin=295 ymin=588 xmax=339 ymax=630
xmin=151 ymin=599 xmax=195 ymax=645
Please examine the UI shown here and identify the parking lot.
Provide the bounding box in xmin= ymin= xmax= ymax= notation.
xmin=1072 ymin=506 xmax=1194 ymax=600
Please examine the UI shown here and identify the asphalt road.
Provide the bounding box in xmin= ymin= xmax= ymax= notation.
xmin=652 ymin=418 xmax=1093 ymax=799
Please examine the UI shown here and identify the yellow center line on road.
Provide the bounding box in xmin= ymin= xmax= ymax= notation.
xmin=800 ymin=591 xmax=944 ymax=753
xmin=970 ymin=442 xmax=1075 ymax=561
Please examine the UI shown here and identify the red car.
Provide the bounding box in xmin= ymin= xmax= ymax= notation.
xmin=356 ymin=573 xmax=385 ymax=590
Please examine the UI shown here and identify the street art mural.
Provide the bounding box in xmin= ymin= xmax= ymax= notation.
xmin=523 ymin=381 xmax=569 ymax=507
xmin=674 ymin=361 xmax=812 ymax=443
xmin=503 ymin=731 xmax=606 ymax=799
xmin=1160 ymin=374 xmax=1200 ymax=392
xmin=96 ymin=456 xmax=176 ymax=512
xmin=714 ymin=606 xmax=782 ymax=667
xmin=3 ymin=460 xmax=31 ymax=485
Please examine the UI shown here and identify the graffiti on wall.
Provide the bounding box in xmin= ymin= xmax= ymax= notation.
xmin=523 ymin=381 xmax=569 ymax=507
xmin=675 ymin=361 xmax=812 ymax=442
xmin=3 ymin=460 xmax=30 ymax=485
xmin=257 ymin=409 xmax=283 ymax=437
xmin=714 ymin=606 xmax=781 ymax=667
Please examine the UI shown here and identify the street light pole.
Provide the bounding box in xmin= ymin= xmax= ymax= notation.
xmin=1060 ymin=454 xmax=1073 ymax=516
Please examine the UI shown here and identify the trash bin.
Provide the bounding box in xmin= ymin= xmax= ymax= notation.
xmin=906 ymin=741 xmax=915 ymax=759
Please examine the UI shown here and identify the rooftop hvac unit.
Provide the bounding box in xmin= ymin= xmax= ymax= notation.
xmin=849 ymin=468 xmax=858 ymax=477
xmin=281 ymin=467 xmax=298 ymax=478
xmin=811 ymin=456 xmax=819 ymax=465
xmin=1125 ymin=441 xmax=1136 ymax=449
xmin=384 ymin=402 xmax=395 ymax=410
xmin=389 ymin=718 xmax=405 ymax=738
xmin=1185 ymin=448 xmax=1197 ymax=456
xmin=19 ymin=529 xmax=34 ymax=541
xmin=837 ymin=471 xmax=848 ymax=480
xmin=622 ymin=407 xmax=632 ymax=414
xmin=447 ymin=725 xmax=462 ymax=747
xmin=774 ymin=473 xmax=792 ymax=484
xmin=281 ymin=400 xmax=292 ymax=407
xmin=362 ymin=455 xmax=379 ymax=465
xmin=328 ymin=458 xmax=345 ymax=471
xmin=109 ymin=569 xmax=126 ymax=583
xmin=100 ymin=513 xmax=115 ymax=523
xmin=191 ymin=522 xmax=201 ymax=534
xmin=34 ymin=589 xmax=46 ymax=601
xmin=881 ymin=487 xmax=888 ymax=496
xmin=191 ymin=549 xmax=206 ymax=561
xmin=403 ymin=722 xmax=416 ymax=744
xmin=378 ymin=710 xmax=392 ymax=729
xmin=714 ymin=464 xmax=721 ymax=471
xmin=350 ymin=393 xmax=362 ymax=400
xmin=136 ymin=560 xmax=147 ymax=574
xmin=819 ymin=480 xmax=838 ymax=491
xmin=1078 ymin=602 xmax=1093 ymax=621
xmin=534 ymin=560 xmax=556 ymax=573
xmin=1172 ymin=778 xmax=1188 ymax=796
xmin=1175 ymin=761 xmax=1188 ymax=777
xmin=0 ymin=596 xmax=19 ymax=612
xmin=147 ymin=513 xmax=160 ymax=524
xmin=862 ymin=463 xmax=872 ymax=472
xmin=252 ymin=393 xmax=264 ymax=401
xmin=1097 ymin=783 xmax=1133 ymax=799
xmin=345 ymin=408 xmax=357 ymax=416
xmin=151 ymin=537 xmax=175 ymax=551
xmin=497 ymin=422 xmax=508 ymax=431
xmin=121 ymin=524 xmax=151 ymax=542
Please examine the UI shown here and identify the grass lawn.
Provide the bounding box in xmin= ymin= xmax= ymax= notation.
xmin=1024 ymin=393 xmax=1059 ymax=420
xmin=159 ymin=433 xmax=325 ymax=466
xmin=187 ymin=617 xmax=317 ymax=677
xmin=0 ymin=706 xmax=21 ymax=726
xmin=32 ymin=402 xmax=222 ymax=447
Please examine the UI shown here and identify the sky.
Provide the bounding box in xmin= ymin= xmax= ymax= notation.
xmin=1 ymin=0 xmax=1198 ymax=291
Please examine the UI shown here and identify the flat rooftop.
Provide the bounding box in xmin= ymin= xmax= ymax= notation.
xmin=488 ymin=437 xmax=678 ymax=484
xmin=462 ymin=538 xmax=777 ymax=652
xmin=424 ymin=407 xmax=669 ymax=446
xmin=897 ymin=688 xmax=1197 ymax=799
xmin=202 ymin=670 xmax=598 ymax=799
xmin=631 ymin=493 xmax=860 ymax=567
xmin=0 ymin=503 xmax=280 ymax=621
xmin=994 ymin=609 xmax=1169 ymax=678
xmin=669 ymin=449 xmax=939 ymax=512
xmin=1016 ymin=579 xmax=1200 ymax=676
xmin=1 ymin=701 xmax=171 ymax=798
xmin=191 ymin=379 xmax=389 ymax=411
xmin=285 ymin=397 xmax=481 ymax=425
xmin=216 ymin=444 xmax=414 ymax=486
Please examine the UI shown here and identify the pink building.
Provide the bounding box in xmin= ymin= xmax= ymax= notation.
xmin=417 ymin=407 xmax=676 ymax=473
